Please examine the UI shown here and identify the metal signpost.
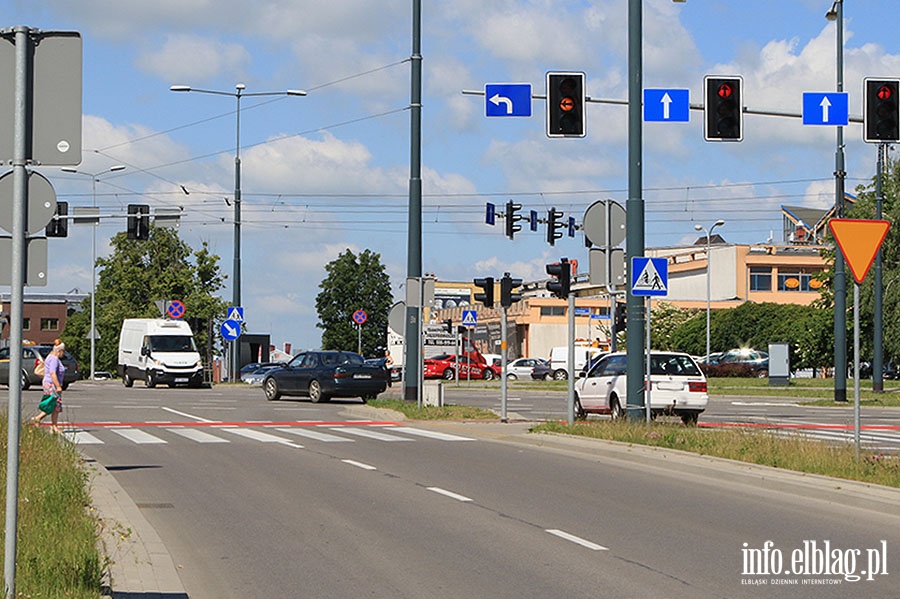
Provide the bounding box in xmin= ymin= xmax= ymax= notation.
xmin=631 ymin=257 xmax=668 ymax=422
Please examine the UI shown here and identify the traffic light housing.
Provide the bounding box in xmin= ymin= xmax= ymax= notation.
xmin=546 ymin=72 xmax=586 ymax=138
xmin=500 ymin=273 xmax=523 ymax=308
xmin=704 ymin=76 xmax=742 ymax=141
xmin=127 ymin=204 xmax=151 ymax=240
xmin=547 ymin=207 xmax=565 ymax=246
xmin=614 ymin=302 xmax=627 ymax=330
xmin=444 ymin=319 xmax=453 ymax=334
xmin=546 ymin=258 xmax=571 ymax=299
xmin=45 ymin=201 xmax=68 ymax=238
xmin=473 ymin=277 xmax=494 ymax=308
xmin=864 ymin=78 xmax=900 ymax=143
xmin=505 ymin=200 xmax=523 ymax=240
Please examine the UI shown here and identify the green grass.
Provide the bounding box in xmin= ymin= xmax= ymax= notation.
xmin=367 ymin=399 xmax=497 ymax=420
xmin=0 ymin=418 xmax=105 ymax=598
xmin=532 ymin=420 xmax=900 ymax=488
xmin=707 ymin=376 xmax=900 ymax=404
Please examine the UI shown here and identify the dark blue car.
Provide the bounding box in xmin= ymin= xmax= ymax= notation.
xmin=262 ymin=351 xmax=388 ymax=403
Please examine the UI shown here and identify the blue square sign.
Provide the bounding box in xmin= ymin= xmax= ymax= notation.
xmin=485 ymin=83 xmax=532 ymax=117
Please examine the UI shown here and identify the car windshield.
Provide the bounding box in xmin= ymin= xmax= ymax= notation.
xmin=148 ymin=335 xmax=197 ymax=352
xmin=429 ymin=354 xmax=453 ymax=361
xmin=650 ymin=354 xmax=702 ymax=376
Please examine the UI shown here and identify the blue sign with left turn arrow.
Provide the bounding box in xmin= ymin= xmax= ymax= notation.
xmin=485 ymin=83 xmax=532 ymax=117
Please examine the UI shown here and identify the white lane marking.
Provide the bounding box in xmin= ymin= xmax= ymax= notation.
xmin=166 ymin=428 xmax=230 ymax=443
xmin=342 ymin=459 xmax=377 ymax=471
xmin=65 ymin=430 xmax=103 ymax=444
xmin=546 ymin=529 xmax=609 ymax=551
xmin=111 ymin=428 xmax=167 ymax=444
xmin=277 ymin=428 xmax=353 ymax=442
xmin=332 ymin=427 xmax=413 ymax=442
xmin=390 ymin=427 xmax=476 ymax=442
xmin=219 ymin=427 xmax=303 ymax=448
xmin=162 ymin=407 xmax=216 ymax=423
xmin=427 ymin=487 xmax=473 ymax=502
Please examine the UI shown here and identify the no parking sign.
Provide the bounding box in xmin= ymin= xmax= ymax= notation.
xmin=166 ymin=300 xmax=186 ymax=319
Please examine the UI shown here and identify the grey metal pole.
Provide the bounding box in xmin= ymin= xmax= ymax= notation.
xmin=501 ymin=306 xmax=508 ymax=422
xmin=705 ymin=232 xmax=711 ymax=362
xmin=832 ymin=0 xmax=848 ymax=402
xmin=853 ymin=281 xmax=860 ymax=460
xmin=232 ymin=85 xmax=243 ymax=383
xmin=625 ymin=0 xmax=646 ymax=420
xmin=5 ymin=25 xmax=30 ymax=599
xmin=404 ymin=0 xmax=423 ymax=402
xmin=873 ymin=143 xmax=885 ymax=392
xmin=567 ymin=291 xmax=575 ymax=424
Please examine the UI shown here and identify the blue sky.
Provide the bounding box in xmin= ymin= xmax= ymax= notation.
xmin=3 ymin=0 xmax=899 ymax=351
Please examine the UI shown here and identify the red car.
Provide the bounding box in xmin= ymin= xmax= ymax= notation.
xmin=423 ymin=354 xmax=492 ymax=380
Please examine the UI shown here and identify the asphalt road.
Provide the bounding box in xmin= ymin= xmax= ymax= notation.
xmin=4 ymin=381 xmax=900 ymax=598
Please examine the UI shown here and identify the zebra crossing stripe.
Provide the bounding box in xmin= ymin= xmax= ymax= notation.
xmin=277 ymin=428 xmax=352 ymax=442
xmin=390 ymin=427 xmax=476 ymax=441
xmin=66 ymin=430 xmax=104 ymax=444
xmin=220 ymin=428 xmax=303 ymax=448
xmin=331 ymin=427 xmax=414 ymax=442
xmin=167 ymin=428 xmax=230 ymax=443
xmin=111 ymin=428 xmax=167 ymax=444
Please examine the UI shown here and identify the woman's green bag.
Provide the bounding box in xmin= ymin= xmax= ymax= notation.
xmin=38 ymin=393 xmax=58 ymax=414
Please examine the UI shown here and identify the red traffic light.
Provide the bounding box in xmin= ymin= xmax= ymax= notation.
xmin=717 ymin=83 xmax=733 ymax=99
xmin=877 ymin=85 xmax=893 ymax=101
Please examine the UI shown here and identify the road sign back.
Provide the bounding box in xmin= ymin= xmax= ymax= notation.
xmin=828 ymin=219 xmax=891 ymax=284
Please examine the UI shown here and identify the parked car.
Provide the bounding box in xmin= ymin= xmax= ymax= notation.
xmin=505 ymin=357 xmax=548 ymax=380
xmin=714 ymin=348 xmax=769 ymax=377
xmin=0 ymin=344 xmax=80 ymax=390
xmin=241 ymin=364 xmax=283 ymax=385
xmin=423 ymin=354 xmax=490 ymax=380
xmin=531 ymin=361 xmax=553 ymax=380
xmin=485 ymin=357 xmax=504 ymax=379
xmin=574 ymin=351 xmax=708 ymax=425
xmin=262 ymin=351 xmax=387 ymax=403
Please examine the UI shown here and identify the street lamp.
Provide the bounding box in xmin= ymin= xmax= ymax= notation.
xmin=694 ymin=220 xmax=725 ymax=364
xmin=170 ymin=83 xmax=306 ymax=382
xmin=60 ymin=165 xmax=126 ymax=380
xmin=825 ymin=1 xmax=848 ymax=401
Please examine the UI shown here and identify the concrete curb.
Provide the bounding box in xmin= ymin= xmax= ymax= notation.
xmin=85 ymin=456 xmax=188 ymax=599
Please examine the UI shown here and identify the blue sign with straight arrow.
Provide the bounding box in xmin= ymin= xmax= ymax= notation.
xmin=485 ymin=83 xmax=532 ymax=117
xmin=802 ymin=92 xmax=848 ymax=125
xmin=643 ymin=89 xmax=690 ymax=122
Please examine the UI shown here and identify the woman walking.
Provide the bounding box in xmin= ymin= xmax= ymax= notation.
xmin=30 ymin=342 xmax=66 ymax=433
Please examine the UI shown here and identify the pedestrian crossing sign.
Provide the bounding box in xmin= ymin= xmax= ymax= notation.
xmin=462 ymin=309 xmax=477 ymax=327
xmin=227 ymin=306 xmax=244 ymax=322
xmin=631 ymin=257 xmax=668 ymax=297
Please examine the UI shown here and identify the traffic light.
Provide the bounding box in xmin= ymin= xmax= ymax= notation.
xmin=864 ymin=78 xmax=900 ymax=143
xmin=546 ymin=71 xmax=586 ymax=138
xmin=127 ymin=204 xmax=151 ymax=240
xmin=473 ymin=277 xmax=494 ymax=308
xmin=444 ymin=319 xmax=453 ymax=334
xmin=546 ymin=258 xmax=571 ymax=299
xmin=500 ymin=273 xmax=523 ymax=308
xmin=614 ymin=302 xmax=627 ymax=330
xmin=547 ymin=207 xmax=565 ymax=246
xmin=704 ymin=76 xmax=742 ymax=141
xmin=505 ymin=200 xmax=523 ymax=240
xmin=45 ymin=201 xmax=68 ymax=238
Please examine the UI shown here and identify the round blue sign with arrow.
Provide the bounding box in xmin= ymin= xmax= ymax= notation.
xmin=220 ymin=319 xmax=241 ymax=341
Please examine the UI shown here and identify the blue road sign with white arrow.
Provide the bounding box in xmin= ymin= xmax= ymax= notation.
xmin=485 ymin=83 xmax=532 ymax=117
xmin=643 ymin=89 xmax=690 ymax=122
xmin=220 ymin=319 xmax=241 ymax=341
xmin=802 ymin=92 xmax=848 ymax=125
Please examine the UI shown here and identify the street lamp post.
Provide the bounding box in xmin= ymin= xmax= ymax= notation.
xmin=826 ymin=0 xmax=848 ymax=401
xmin=60 ymin=165 xmax=126 ymax=380
xmin=170 ymin=84 xmax=305 ymax=382
xmin=694 ymin=220 xmax=725 ymax=363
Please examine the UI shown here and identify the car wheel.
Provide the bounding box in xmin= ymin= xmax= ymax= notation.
xmin=483 ymin=369 xmax=494 ymax=381
xmin=263 ymin=377 xmax=281 ymax=401
xmin=309 ymin=380 xmax=324 ymax=403
xmin=574 ymin=396 xmax=587 ymax=421
xmin=543 ymin=373 xmax=552 ymax=381
xmin=553 ymin=369 xmax=567 ymax=381
xmin=145 ymin=370 xmax=156 ymax=388
xmin=756 ymin=369 xmax=768 ymax=379
xmin=507 ymin=373 xmax=518 ymax=381
xmin=610 ymin=396 xmax=623 ymax=420
xmin=681 ymin=412 xmax=699 ymax=426
xmin=20 ymin=370 xmax=30 ymax=391
xmin=361 ymin=393 xmax=377 ymax=403
xmin=123 ymin=372 xmax=134 ymax=388
xmin=442 ymin=368 xmax=455 ymax=381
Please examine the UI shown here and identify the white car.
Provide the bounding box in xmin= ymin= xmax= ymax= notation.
xmin=574 ymin=351 xmax=708 ymax=425
xmin=504 ymin=357 xmax=548 ymax=380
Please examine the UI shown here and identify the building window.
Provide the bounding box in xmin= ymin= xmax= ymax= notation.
xmin=40 ymin=318 xmax=59 ymax=331
xmin=749 ymin=267 xmax=772 ymax=291
xmin=540 ymin=306 xmax=566 ymax=317
xmin=777 ymin=269 xmax=821 ymax=292
xmin=22 ymin=318 xmax=30 ymax=331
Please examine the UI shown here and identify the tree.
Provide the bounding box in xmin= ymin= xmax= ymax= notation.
xmin=316 ymin=249 xmax=392 ymax=356
xmin=649 ymin=302 xmax=700 ymax=351
xmin=62 ymin=225 xmax=227 ymax=374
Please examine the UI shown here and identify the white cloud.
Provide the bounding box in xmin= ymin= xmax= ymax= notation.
xmin=136 ymin=34 xmax=251 ymax=83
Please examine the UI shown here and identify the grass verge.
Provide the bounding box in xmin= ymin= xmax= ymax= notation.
xmin=0 ymin=417 xmax=105 ymax=598
xmin=532 ymin=420 xmax=900 ymax=489
xmin=367 ymin=399 xmax=497 ymax=420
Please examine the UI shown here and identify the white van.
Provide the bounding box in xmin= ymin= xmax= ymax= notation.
xmin=548 ymin=345 xmax=605 ymax=380
xmin=118 ymin=319 xmax=204 ymax=388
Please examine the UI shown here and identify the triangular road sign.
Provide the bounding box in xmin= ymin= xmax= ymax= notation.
xmin=828 ymin=219 xmax=891 ymax=284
